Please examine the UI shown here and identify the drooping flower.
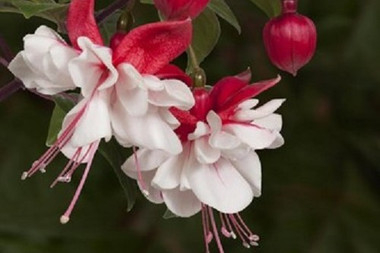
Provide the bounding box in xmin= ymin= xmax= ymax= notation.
xmin=8 ymin=0 xmax=194 ymax=223
xmin=123 ymin=69 xmax=284 ymax=251
xmin=154 ymin=0 xmax=210 ymax=20
xmin=263 ymin=0 xmax=317 ymax=76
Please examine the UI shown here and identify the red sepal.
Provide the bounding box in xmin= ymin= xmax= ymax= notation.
xmin=67 ymin=0 xmax=103 ymax=49
xmin=155 ymin=64 xmax=193 ymax=87
xmin=219 ymin=75 xmax=281 ymax=114
xmin=112 ymin=19 xmax=192 ymax=74
xmin=154 ymin=0 xmax=210 ymax=20
xmin=170 ymin=107 xmax=198 ymax=142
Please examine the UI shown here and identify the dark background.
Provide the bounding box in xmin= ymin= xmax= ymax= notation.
xmin=0 ymin=0 xmax=379 ymax=252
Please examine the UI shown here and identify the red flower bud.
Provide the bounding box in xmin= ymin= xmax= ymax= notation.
xmin=153 ymin=0 xmax=210 ymax=20
xmin=263 ymin=0 xmax=317 ymax=76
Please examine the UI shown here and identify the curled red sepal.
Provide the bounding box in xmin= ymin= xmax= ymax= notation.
xmin=154 ymin=0 xmax=210 ymax=20
xmin=67 ymin=0 xmax=103 ymax=49
xmin=217 ymin=75 xmax=282 ymax=114
xmin=112 ymin=19 xmax=192 ymax=74
xmin=155 ymin=64 xmax=193 ymax=87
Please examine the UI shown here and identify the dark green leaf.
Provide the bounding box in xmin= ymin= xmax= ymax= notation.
xmin=0 ymin=0 xmax=68 ymax=32
xmin=247 ymin=0 xmax=281 ymax=18
xmin=98 ymin=139 xmax=137 ymax=212
xmin=139 ymin=0 xmax=153 ymax=4
xmin=209 ymin=0 xmax=241 ymax=33
xmin=187 ymin=8 xmax=220 ymax=71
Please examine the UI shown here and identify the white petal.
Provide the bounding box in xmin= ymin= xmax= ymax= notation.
xmin=186 ymin=158 xmax=253 ymax=213
xmin=209 ymin=131 xmax=241 ymax=150
xmin=224 ymin=123 xmax=277 ymax=150
xmin=234 ymin=99 xmax=285 ymax=121
xmin=111 ymin=105 xmax=182 ymax=154
xmin=69 ymin=92 xmax=112 ymax=147
xmin=141 ymin=75 xmax=164 ymax=91
xmin=231 ymin=151 xmax=262 ymax=196
xmin=115 ymin=64 xmax=148 ymax=116
xmin=267 ymin=133 xmax=285 ymax=149
xmin=162 ymin=189 xmax=201 ymax=217
xmin=69 ymin=37 xmax=118 ymax=97
xmin=194 ymin=137 xmax=220 ymax=164
xmin=188 ymin=122 xmax=209 ymax=140
xmin=152 ymin=155 xmax=183 ymax=190
xmin=148 ymin=79 xmax=195 ymax=110
xmin=238 ymin=99 xmax=259 ymax=110
xmin=159 ymin=109 xmax=180 ymax=129
xmin=8 ymin=53 xmax=40 ymax=90
xmin=206 ymin=111 xmax=222 ymax=132
xmin=221 ymin=144 xmax=251 ymax=161
xmin=122 ymin=148 xmax=169 ymax=178
xmin=254 ymin=113 xmax=283 ymax=131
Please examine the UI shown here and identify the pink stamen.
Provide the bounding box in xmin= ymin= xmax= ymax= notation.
xmin=50 ymin=148 xmax=82 ymax=188
xmin=201 ymin=205 xmax=211 ymax=253
xmin=208 ymin=206 xmax=225 ymax=253
xmin=236 ymin=213 xmax=260 ymax=243
xmin=21 ymin=104 xmax=87 ymax=179
xmin=229 ymin=214 xmax=251 ymax=248
xmin=223 ymin=214 xmax=236 ymax=239
xmin=60 ymin=141 xmax=99 ymax=224
xmin=133 ymin=146 xmax=149 ymax=196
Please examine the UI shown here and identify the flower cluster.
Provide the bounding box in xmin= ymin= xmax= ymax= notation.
xmin=6 ymin=0 xmax=316 ymax=252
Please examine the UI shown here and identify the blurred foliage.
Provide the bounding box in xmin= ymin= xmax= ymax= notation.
xmin=0 ymin=0 xmax=379 ymax=253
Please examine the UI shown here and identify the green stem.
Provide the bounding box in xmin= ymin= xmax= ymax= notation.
xmin=187 ymin=45 xmax=199 ymax=70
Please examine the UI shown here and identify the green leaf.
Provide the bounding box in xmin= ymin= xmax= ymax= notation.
xmin=0 ymin=0 xmax=68 ymax=32
xmin=163 ymin=209 xmax=179 ymax=219
xmin=208 ymin=0 xmax=241 ymax=33
xmin=139 ymin=0 xmax=153 ymax=4
xmin=99 ymin=10 xmax=121 ymax=45
xmin=247 ymin=0 xmax=281 ymax=18
xmin=187 ymin=8 xmax=221 ymax=71
xmin=98 ymin=140 xmax=137 ymax=212
xmin=45 ymin=95 xmax=75 ymax=146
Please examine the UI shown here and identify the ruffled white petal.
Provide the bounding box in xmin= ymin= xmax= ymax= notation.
xmin=223 ymin=123 xmax=277 ymax=150
xmin=69 ymin=37 xmax=118 ymax=98
xmin=231 ymin=151 xmax=262 ymax=196
xmin=112 ymin=104 xmax=182 ymax=154
xmin=254 ymin=113 xmax=283 ymax=131
xmin=162 ymin=189 xmax=202 ymax=217
xmin=152 ymin=155 xmax=183 ymax=190
xmin=234 ymin=99 xmax=285 ymax=121
xmin=122 ymin=148 xmax=169 ymax=178
xmin=8 ymin=26 xmax=77 ymax=95
xmin=148 ymin=78 xmax=195 ymax=110
xmin=186 ymin=158 xmax=253 ymax=213
xmin=194 ymin=137 xmax=221 ymax=164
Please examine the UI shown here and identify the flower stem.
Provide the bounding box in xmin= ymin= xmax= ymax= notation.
xmin=0 ymin=79 xmax=23 ymax=102
xmin=96 ymin=0 xmax=135 ymax=24
xmin=0 ymin=34 xmax=13 ymax=61
xmin=188 ymin=45 xmax=199 ymax=70
xmin=0 ymin=57 xmax=8 ymax=68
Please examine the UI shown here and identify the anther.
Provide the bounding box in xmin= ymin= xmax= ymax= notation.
xmin=250 ymin=241 xmax=259 ymax=247
xmin=21 ymin=172 xmax=28 ymax=180
xmin=60 ymin=215 xmax=70 ymax=224
xmin=243 ymin=242 xmax=251 ymax=249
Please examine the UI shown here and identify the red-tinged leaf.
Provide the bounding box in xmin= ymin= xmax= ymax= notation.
xmin=220 ymin=75 xmax=281 ymax=112
xmin=155 ymin=64 xmax=193 ymax=87
xmin=112 ymin=19 xmax=192 ymax=74
xmin=209 ymin=76 xmax=248 ymax=111
xmin=67 ymin=0 xmax=103 ymax=49
xmin=154 ymin=0 xmax=210 ymax=20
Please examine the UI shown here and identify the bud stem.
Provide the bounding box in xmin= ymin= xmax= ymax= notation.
xmin=282 ymin=0 xmax=298 ymax=14
xmin=188 ymin=46 xmax=207 ymax=88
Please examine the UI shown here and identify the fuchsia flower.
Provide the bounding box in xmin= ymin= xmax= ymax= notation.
xmin=154 ymin=0 xmax=210 ymax=20
xmin=8 ymin=0 xmax=194 ymax=223
xmin=263 ymin=0 xmax=317 ymax=76
xmin=123 ymin=69 xmax=284 ymax=252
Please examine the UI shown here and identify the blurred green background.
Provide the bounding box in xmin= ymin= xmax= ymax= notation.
xmin=0 ymin=0 xmax=379 ymax=252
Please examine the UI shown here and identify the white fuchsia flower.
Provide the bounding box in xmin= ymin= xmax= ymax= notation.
xmin=8 ymin=0 xmax=194 ymax=223
xmin=123 ymin=69 xmax=284 ymax=252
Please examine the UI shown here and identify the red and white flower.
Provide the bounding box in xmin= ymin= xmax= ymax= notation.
xmin=123 ymin=69 xmax=284 ymax=251
xmin=8 ymin=0 xmax=194 ymax=223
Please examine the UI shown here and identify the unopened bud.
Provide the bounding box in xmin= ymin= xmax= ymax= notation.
xmin=263 ymin=0 xmax=317 ymax=76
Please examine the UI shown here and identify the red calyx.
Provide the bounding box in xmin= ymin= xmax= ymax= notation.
xmin=263 ymin=0 xmax=317 ymax=76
